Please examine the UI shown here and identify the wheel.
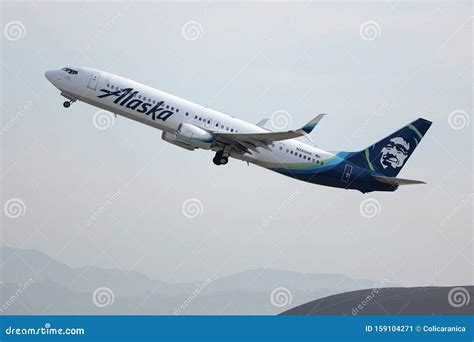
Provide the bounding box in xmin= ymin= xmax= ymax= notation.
xmin=213 ymin=151 xmax=228 ymax=165
xmin=63 ymin=101 xmax=71 ymax=108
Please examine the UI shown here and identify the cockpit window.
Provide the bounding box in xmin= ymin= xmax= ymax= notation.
xmin=61 ymin=67 xmax=78 ymax=75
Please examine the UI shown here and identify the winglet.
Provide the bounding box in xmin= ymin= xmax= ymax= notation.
xmin=302 ymin=114 xmax=326 ymax=134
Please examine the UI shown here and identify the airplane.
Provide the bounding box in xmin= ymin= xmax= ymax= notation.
xmin=45 ymin=66 xmax=432 ymax=193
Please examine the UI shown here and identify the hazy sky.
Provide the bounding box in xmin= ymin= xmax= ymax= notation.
xmin=1 ymin=1 xmax=472 ymax=287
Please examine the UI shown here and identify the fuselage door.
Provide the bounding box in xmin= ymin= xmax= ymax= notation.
xmin=341 ymin=164 xmax=353 ymax=182
xmin=87 ymin=71 xmax=100 ymax=90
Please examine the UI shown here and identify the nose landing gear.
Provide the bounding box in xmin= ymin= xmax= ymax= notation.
xmin=213 ymin=151 xmax=229 ymax=165
xmin=60 ymin=92 xmax=76 ymax=109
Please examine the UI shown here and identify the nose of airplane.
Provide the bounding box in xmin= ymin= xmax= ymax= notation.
xmin=44 ymin=69 xmax=57 ymax=84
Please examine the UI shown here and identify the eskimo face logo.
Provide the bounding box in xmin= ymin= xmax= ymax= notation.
xmin=97 ymin=87 xmax=173 ymax=121
xmin=380 ymin=137 xmax=410 ymax=169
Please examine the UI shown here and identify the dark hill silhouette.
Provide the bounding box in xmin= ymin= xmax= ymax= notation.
xmin=281 ymin=286 xmax=474 ymax=315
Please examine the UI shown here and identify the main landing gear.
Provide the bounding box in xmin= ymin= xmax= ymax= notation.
xmin=63 ymin=101 xmax=72 ymax=108
xmin=213 ymin=150 xmax=229 ymax=165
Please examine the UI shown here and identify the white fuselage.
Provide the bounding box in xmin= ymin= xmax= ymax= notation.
xmin=45 ymin=66 xmax=335 ymax=173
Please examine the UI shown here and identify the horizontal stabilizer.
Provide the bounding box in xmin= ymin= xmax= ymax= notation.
xmin=256 ymin=118 xmax=269 ymax=128
xmin=373 ymin=175 xmax=426 ymax=186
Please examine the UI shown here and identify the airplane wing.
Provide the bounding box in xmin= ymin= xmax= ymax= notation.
xmin=213 ymin=114 xmax=326 ymax=152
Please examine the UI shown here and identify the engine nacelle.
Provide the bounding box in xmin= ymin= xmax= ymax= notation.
xmin=161 ymin=131 xmax=195 ymax=151
xmin=176 ymin=123 xmax=213 ymax=150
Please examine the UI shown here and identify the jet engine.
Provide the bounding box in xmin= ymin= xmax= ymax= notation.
xmin=176 ymin=123 xmax=213 ymax=149
xmin=161 ymin=131 xmax=195 ymax=151
xmin=161 ymin=123 xmax=214 ymax=150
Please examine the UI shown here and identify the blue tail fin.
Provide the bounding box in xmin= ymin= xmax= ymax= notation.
xmin=347 ymin=118 xmax=432 ymax=177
